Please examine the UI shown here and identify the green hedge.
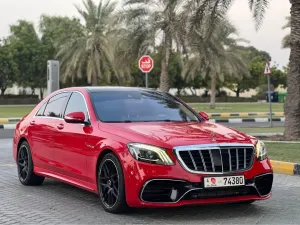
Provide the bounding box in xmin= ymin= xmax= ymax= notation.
xmin=0 ymin=95 xmax=40 ymax=105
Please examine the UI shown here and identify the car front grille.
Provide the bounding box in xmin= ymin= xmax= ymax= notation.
xmin=175 ymin=145 xmax=255 ymax=173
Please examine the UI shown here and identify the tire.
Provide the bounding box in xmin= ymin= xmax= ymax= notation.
xmin=97 ymin=153 xmax=128 ymax=213
xmin=17 ymin=141 xmax=45 ymax=186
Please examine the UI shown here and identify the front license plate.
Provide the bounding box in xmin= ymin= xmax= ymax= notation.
xmin=204 ymin=175 xmax=245 ymax=188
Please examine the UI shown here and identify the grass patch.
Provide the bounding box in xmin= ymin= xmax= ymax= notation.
xmin=235 ymin=127 xmax=284 ymax=134
xmin=191 ymin=103 xmax=284 ymax=113
xmin=0 ymin=106 xmax=34 ymax=118
xmin=265 ymin=142 xmax=300 ymax=163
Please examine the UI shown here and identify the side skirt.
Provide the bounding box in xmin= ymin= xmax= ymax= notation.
xmin=34 ymin=166 xmax=98 ymax=194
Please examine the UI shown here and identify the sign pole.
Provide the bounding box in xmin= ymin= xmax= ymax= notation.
xmin=145 ymin=73 xmax=148 ymax=88
xmin=264 ymin=61 xmax=273 ymax=127
xmin=267 ymin=75 xmax=273 ymax=127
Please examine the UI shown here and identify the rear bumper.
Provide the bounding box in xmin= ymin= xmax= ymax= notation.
xmin=123 ymin=157 xmax=273 ymax=208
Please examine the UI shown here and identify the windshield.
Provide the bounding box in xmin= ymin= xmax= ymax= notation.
xmin=90 ymin=90 xmax=201 ymax=123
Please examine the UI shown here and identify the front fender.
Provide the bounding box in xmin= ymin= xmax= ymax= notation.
xmin=86 ymin=135 xmax=132 ymax=193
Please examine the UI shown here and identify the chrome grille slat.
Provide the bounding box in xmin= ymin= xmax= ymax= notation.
xmin=244 ymin=148 xmax=246 ymax=168
xmin=208 ymin=150 xmax=215 ymax=172
xmin=236 ymin=148 xmax=239 ymax=170
xmin=219 ymin=148 xmax=224 ymax=173
xmin=188 ymin=151 xmax=197 ymax=170
xmin=198 ymin=150 xmax=207 ymax=172
xmin=228 ymin=149 xmax=232 ymax=171
xmin=176 ymin=145 xmax=254 ymax=174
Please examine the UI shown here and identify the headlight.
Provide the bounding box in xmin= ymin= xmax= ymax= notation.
xmin=256 ymin=140 xmax=268 ymax=161
xmin=127 ymin=143 xmax=174 ymax=165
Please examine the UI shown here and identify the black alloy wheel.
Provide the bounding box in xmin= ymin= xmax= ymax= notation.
xmin=18 ymin=145 xmax=29 ymax=182
xmin=98 ymin=153 xmax=127 ymax=213
xmin=17 ymin=141 xmax=45 ymax=186
xmin=99 ymin=159 xmax=119 ymax=207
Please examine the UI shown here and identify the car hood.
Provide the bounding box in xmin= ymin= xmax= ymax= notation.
xmin=104 ymin=121 xmax=253 ymax=147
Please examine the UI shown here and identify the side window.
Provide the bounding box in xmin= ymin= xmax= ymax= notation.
xmin=36 ymin=103 xmax=47 ymax=116
xmin=64 ymin=92 xmax=88 ymax=120
xmin=44 ymin=92 xmax=69 ymax=118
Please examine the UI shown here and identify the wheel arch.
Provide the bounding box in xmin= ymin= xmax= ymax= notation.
xmin=17 ymin=137 xmax=29 ymax=153
xmin=96 ymin=149 xmax=115 ymax=179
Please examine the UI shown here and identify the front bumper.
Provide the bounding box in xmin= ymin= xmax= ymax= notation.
xmin=140 ymin=173 xmax=273 ymax=204
xmin=123 ymin=156 xmax=273 ymax=208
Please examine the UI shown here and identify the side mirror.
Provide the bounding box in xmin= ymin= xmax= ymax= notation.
xmin=199 ymin=111 xmax=210 ymax=121
xmin=64 ymin=112 xmax=86 ymax=124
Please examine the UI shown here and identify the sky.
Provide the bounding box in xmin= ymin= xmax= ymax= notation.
xmin=0 ymin=0 xmax=291 ymax=69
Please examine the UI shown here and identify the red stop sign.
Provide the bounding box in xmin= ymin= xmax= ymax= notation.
xmin=139 ymin=55 xmax=153 ymax=73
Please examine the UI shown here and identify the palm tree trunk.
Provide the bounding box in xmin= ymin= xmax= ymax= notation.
xmin=210 ymin=73 xmax=216 ymax=109
xmin=39 ymin=88 xmax=44 ymax=100
xmin=91 ymin=74 xmax=98 ymax=86
xmin=0 ymin=87 xmax=6 ymax=96
xmin=284 ymin=0 xmax=300 ymax=140
xmin=159 ymin=32 xmax=171 ymax=92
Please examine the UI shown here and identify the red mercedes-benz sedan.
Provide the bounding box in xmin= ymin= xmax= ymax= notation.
xmin=13 ymin=87 xmax=273 ymax=213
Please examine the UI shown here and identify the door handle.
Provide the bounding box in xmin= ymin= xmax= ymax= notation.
xmin=57 ymin=124 xmax=64 ymax=130
xmin=30 ymin=121 xmax=35 ymax=125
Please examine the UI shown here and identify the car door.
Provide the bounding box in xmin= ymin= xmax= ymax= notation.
xmin=53 ymin=91 xmax=91 ymax=183
xmin=29 ymin=92 xmax=70 ymax=171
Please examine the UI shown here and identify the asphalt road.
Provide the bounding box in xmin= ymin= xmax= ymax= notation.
xmin=1 ymin=138 xmax=300 ymax=224
xmin=0 ymin=121 xmax=284 ymax=140
xmin=0 ymin=130 xmax=14 ymax=139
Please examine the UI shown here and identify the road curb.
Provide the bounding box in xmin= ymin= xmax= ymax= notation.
xmin=0 ymin=124 xmax=16 ymax=129
xmin=208 ymin=112 xmax=284 ymax=117
xmin=209 ymin=117 xmax=285 ymax=123
xmin=248 ymin=133 xmax=284 ymax=137
xmin=270 ymin=160 xmax=300 ymax=176
xmin=0 ymin=118 xmax=21 ymax=123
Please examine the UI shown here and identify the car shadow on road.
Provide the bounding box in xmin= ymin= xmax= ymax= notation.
xmin=40 ymin=179 xmax=270 ymax=222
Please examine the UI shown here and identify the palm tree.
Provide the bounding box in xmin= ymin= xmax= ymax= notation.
xmin=182 ymin=18 xmax=249 ymax=109
xmin=282 ymin=16 xmax=291 ymax=49
xmin=56 ymin=0 xmax=127 ymax=86
xmin=189 ymin=0 xmax=300 ymax=140
xmin=123 ymin=0 xmax=186 ymax=92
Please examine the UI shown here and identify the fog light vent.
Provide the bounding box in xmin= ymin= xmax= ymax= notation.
xmin=140 ymin=180 xmax=187 ymax=203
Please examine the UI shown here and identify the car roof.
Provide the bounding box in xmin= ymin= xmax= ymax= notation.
xmin=84 ymin=86 xmax=152 ymax=92
xmin=59 ymin=86 xmax=162 ymax=93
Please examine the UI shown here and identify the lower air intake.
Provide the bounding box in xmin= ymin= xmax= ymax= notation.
xmin=141 ymin=180 xmax=188 ymax=203
xmin=183 ymin=186 xmax=257 ymax=200
xmin=255 ymin=173 xmax=273 ymax=196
